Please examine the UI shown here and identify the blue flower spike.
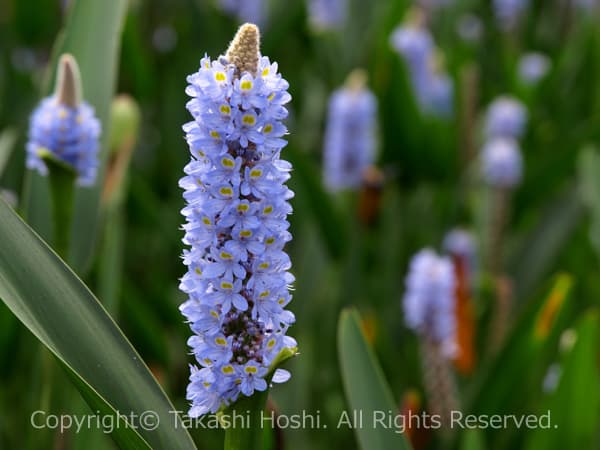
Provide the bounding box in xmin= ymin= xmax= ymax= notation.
xmin=26 ymin=54 xmax=101 ymax=187
xmin=323 ymin=69 xmax=377 ymax=192
xmin=180 ymin=23 xmax=297 ymax=418
xmin=403 ymin=248 xmax=460 ymax=431
xmin=25 ymin=54 xmax=101 ymax=258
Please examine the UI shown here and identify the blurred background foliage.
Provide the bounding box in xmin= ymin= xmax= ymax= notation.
xmin=0 ymin=0 xmax=600 ymax=449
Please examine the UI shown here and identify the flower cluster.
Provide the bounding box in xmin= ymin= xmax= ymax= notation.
xmin=390 ymin=19 xmax=453 ymax=118
xmin=518 ymin=52 xmax=551 ymax=86
xmin=493 ymin=0 xmax=529 ymax=30
xmin=481 ymin=138 xmax=523 ymax=188
xmin=457 ymin=14 xmax=483 ymax=43
xmin=323 ymin=71 xmax=377 ymax=191
xmin=481 ymin=96 xmax=527 ymax=189
xmin=443 ymin=229 xmax=475 ymax=264
xmin=403 ymin=249 xmax=456 ymax=356
xmin=218 ymin=0 xmax=266 ymax=26
xmin=483 ymin=96 xmax=527 ymax=140
xmin=179 ymin=24 xmax=296 ymax=417
xmin=308 ymin=0 xmax=347 ymax=30
xmin=26 ymin=55 xmax=100 ymax=186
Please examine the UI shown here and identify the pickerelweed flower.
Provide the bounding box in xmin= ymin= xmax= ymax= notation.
xmin=323 ymin=70 xmax=377 ymax=191
xmin=403 ymin=248 xmax=460 ymax=429
xmin=457 ymin=14 xmax=483 ymax=43
xmin=390 ymin=14 xmax=454 ymax=118
xmin=403 ymin=248 xmax=456 ymax=356
xmin=443 ymin=229 xmax=476 ymax=269
xmin=518 ymin=52 xmax=551 ymax=85
xmin=308 ymin=0 xmax=347 ymax=30
xmin=483 ymin=96 xmax=527 ymax=140
xmin=179 ymin=23 xmax=296 ymax=417
xmin=481 ymin=137 xmax=523 ymax=189
xmin=574 ymin=0 xmax=598 ymax=10
xmin=26 ymin=54 xmax=100 ymax=186
xmin=493 ymin=0 xmax=529 ymax=30
xmin=218 ymin=0 xmax=266 ymax=26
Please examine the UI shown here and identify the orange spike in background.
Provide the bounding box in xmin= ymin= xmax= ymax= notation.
xmin=452 ymin=255 xmax=476 ymax=375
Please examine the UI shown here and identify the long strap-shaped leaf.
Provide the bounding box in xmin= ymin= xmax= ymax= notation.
xmin=338 ymin=308 xmax=412 ymax=450
xmin=0 ymin=200 xmax=197 ymax=450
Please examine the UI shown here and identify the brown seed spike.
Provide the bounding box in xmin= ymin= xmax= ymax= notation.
xmin=55 ymin=54 xmax=82 ymax=108
xmin=225 ymin=23 xmax=260 ymax=77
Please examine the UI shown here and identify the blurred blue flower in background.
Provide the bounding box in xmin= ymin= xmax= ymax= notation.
xmin=493 ymin=0 xmax=529 ymax=30
xmin=456 ymin=13 xmax=483 ymax=43
xmin=179 ymin=24 xmax=296 ymax=417
xmin=403 ymin=248 xmax=456 ymax=356
xmin=518 ymin=52 xmax=551 ymax=85
xmin=218 ymin=0 xmax=266 ymax=25
xmin=26 ymin=54 xmax=100 ymax=186
xmin=323 ymin=70 xmax=377 ymax=191
xmin=483 ymin=96 xmax=527 ymax=140
xmin=481 ymin=137 xmax=523 ymax=188
xmin=443 ymin=228 xmax=476 ymax=264
xmin=308 ymin=0 xmax=347 ymax=30
xmin=390 ymin=17 xmax=454 ymax=118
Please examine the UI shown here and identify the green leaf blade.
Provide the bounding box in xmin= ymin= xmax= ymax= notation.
xmin=0 ymin=200 xmax=197 ymax=450
xmin=338 ymin=308 xmax=412 ymax=450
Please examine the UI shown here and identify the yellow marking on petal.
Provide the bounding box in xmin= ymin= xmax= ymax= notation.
xmin=263 ymin=124 xmax=273 ymax=134
xmin=265 ymin=237 xmax=275 ymax=245
xmin=58 ymin=108 xmax=68 ymax=119
xmin=259 ymin=290 xmax=270 ymax=298
xmin=215 ymin=337 xmax=227 ymax=346
xmin=215 ymin=71 xmax=226 ymax=82
xmin=195 ymin=267 xmax=202 ymax=275
xmin=210 ymin=310 xmax=219 ymax=318
xmin=203 ymin=382 xmax=211 ymax=388
xmin=278 ymin=297 xmax=285 ymax=305
xmin=203 ymin=358 xmax=212 ymax=365
xmin=198 ymin=150 xmax=206 ymax=157
xmin=220 ymin=104 xmax=231 ymax=115
xmin=268 ymin=93 xmax=275 ymax=101
xmin=240 ymin=80 xmax=253 ymax=90
xmin=221 ymin=157 xmax=235 ymax=168
xmin=262 ymin=68 xmax=270 ymax=77
xmin=259 ymin=262 xmax=269 ymax=270
xmin=221 ymin=365 xmax=235 ymax=374
xmin=219 ymin=187 xmax=233 ymax=196
xmin=235 ymin=378 xmax=241 ymax=385
xmin=245 ymin=366 xmax=258 ymax=374
xmin=202 ymin=217 xmax=212 ymax=225
xmin=239 ymin=230 xmax=253 ymax=238
xmin=267 ymin=338 xmax=276 ymax=349
xmin=242 ymin=114 xmax=256 ymax=126
xmin=250 ymin=169 xmax=262 ymax=178
xmin=263 ymin=205 xmax=273 ymax=214
xmin=220 ymin=251 xmax=233 ymax=260
xmin=210 ymin=130 xmax=220 ymax=139
xmin=221 ymin=281 xmax=234 ymax=290
xmin=237 ymin=203 xmax=250 ymax=212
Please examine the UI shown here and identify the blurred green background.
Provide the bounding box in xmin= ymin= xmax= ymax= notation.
xmin=1 ymin=0 xmax=600 ymax=449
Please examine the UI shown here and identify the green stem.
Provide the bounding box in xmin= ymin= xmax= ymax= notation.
xmin=223 ymin=390 xmax=268 ymax=450
xmin=40 ymin=150 xmax=76 ymax=259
